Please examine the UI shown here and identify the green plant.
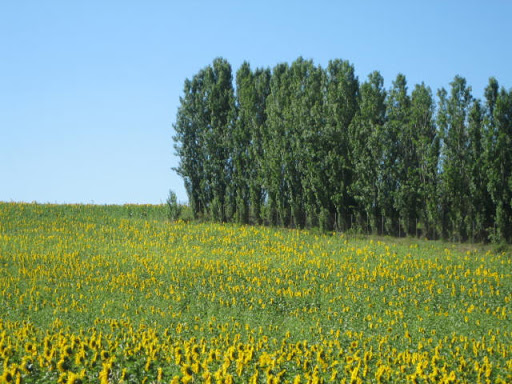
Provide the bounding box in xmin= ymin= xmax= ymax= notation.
xmin=166 ymin=190 xmax=182 ymax=222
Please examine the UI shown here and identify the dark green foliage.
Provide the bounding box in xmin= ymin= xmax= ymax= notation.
xmin=233 ymin=64 xmax=272 ymax=225
xmin=173 ymin=74 xmax=207 ymax=218
xmin=232 ymin=62 xmax=254 ymax=224
xmin=173 ymin=57 xmax=512 ymax=243
xmin=203 ymin=58 xmax=236 ymax=222
xmin=166 ymin=190 xmax=182 ymax=222
xmin=349 ymin=71 xmax=386 ymax=233
xmin=384 ymin=74 xmax=409 ymax=236
xmin=410 ymin=83 xmax=440 ymax=239
xmin=287 ymin=57 xmax=325 ymax=228
xmin=263 ymin=63 xmax=291 ymax=226
xmin=324 ymin=59 xmax=359 ymax=231
xmin=437 ymin=76 xmax=473 ymax=241
xmin=467 ymin=100 xmax=492 ymax=241
xmin=249 ymin=68 xmax=271 ymax=224
xmin=486 ymin=83 xmax=512 ymax=242
xmin=173 ymin=58 xmax=235 ymax=221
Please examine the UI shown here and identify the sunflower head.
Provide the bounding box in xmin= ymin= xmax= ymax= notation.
xmin=25 ymin=342 xmax=36 ymax=354
xmin=57 ymin=357 xmax=71 ymax=372
xmin=181 ymin=364 xmax=194 ymax=377
xmin=2 ymin=371 xmax=13 ymax=383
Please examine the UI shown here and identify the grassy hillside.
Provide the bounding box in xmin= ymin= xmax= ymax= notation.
xmin=0 ymin=203 xmax=511 ymax=383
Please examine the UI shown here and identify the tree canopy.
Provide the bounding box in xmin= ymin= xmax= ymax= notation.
xmin=173 ymin=57 xmax=512 ymax=243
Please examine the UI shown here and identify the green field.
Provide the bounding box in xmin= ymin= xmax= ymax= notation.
xmin=0 ymin=203 xmax=511 ymax=383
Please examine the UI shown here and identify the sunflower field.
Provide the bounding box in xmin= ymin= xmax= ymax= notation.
xmin=0 ymin=203 xmax=511 ymax=383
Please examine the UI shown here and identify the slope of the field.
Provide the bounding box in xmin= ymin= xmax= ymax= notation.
xmin=0 ymin=203 xmax=511 ymax=383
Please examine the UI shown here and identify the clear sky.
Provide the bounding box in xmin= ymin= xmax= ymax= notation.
xmin=1 ymin=1 xmax=511 ymax=205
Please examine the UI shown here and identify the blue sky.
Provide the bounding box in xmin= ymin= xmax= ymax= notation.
xmin=1 ymin=1 xmax=511 ymax=204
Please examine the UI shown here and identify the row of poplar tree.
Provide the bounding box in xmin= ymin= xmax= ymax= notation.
xmin=173 ymin=57 xmax=512 ymax=243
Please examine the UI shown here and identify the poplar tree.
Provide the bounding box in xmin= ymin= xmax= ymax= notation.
xmin=467 ymin=100 xmax=491 ymax=241
xmin=233 ymin=62 xmax=254 ymax=224
xmin=487 ymin=84 xmax=512 ymax=242
xmin=174 ymin=57 xmax=511 ymax=243
xmin=202 ymin=58 xmax=236 ymax=222
xmin=324 ymin=59 xmax=359 ymax=231
xmin=410 ymin=83 xmax=440 ymax=239
xmin=287 ymin=57 xmax=325 ymax=228
xmin=384 ymin=74 xmax=410 ymax=235
xmin=233 ymin=63 xmax=271 ymax=224
xmin=483 ymin=78 xmax=499 ymax=240
xmin=264 ymin=63 xmax=291 ymax=226
xmin=173 ymin=71 xmax=209 ymax=217
xmin=249 ymin=68 xmax=271 ymax=224
xmin=437 ymin=76 xmax=473 ymax=241
xmin=349 ymin=71 xmax=386 ymax=233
